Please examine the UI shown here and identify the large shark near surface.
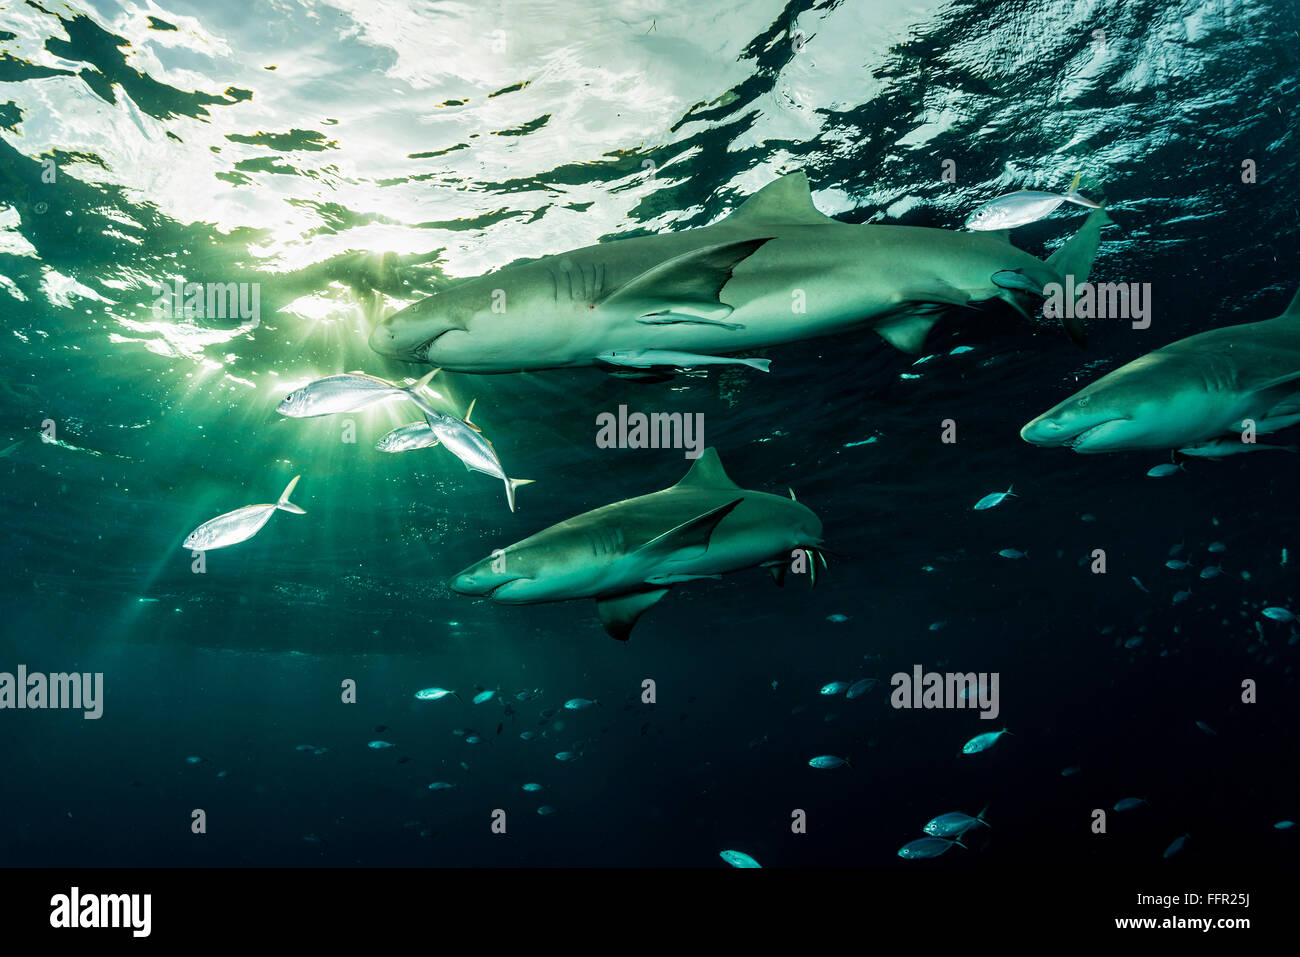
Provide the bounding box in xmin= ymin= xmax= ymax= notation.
xmin=369 ymin=172 xmax=1112 ymax=373
xmin=448 ymin=448 xmax=826 ymax=640
xmin=1021 ymin=287 xmax=1300 ymax=456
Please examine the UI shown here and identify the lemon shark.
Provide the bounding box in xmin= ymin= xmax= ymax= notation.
xmin=1021 ymin=287 xmax=1300 ymax=455
xmin=369 ymin=172 xmax=1112 ymax=372
xmin=448 ymin=448 xmax=825 ymax=640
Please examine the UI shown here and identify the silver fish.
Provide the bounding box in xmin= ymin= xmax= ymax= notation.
xmin=376 ymin=421 xmax=442 ymax=453
xmin=182 ymin=475 xmax=306 ymax=551
xmin=966 ymin=174 xmax=1103 ymax=231
xmin=411 ymin=397 xmax=534 ymax=513
xmin=276 ymin=369 xmax=441 ymax=418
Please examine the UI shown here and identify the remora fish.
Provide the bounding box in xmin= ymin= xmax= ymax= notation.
xmin=448 ymin=448 xmax=825 ymax=640
xmin=966 ymin=173 xmax=1103 ymax=231
xmin=369 ymin=171 xmax=1112 ymax=368
xmin=277 ymin=370 xmax=440 ymax=418
xmin=1022 ymin=287 xmax=1300 ymax=454
xmin=182 ymin=475 xmax=306 ymax=551
xmin=378 ymin=392 xmax=533 ymax=513
xmin=596 ymin=349 xmax=771 ymax=372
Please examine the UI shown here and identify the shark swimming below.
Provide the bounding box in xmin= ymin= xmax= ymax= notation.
xmin=1021 ymin=286 xmax=1300 ymax=455
xmin=448 ymin=448 xmax=826 ymax=640
xmin=369 ymin=172 xmax=1112 ymax=373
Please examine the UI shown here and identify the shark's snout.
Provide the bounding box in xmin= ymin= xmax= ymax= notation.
xmin=1021 ymin=409 xmax=1133 ymax=452
xmin=449 ymin=566 xmax=531 ymax=599
xmin=369 ymin=302 xmax=463 ymax=361
xmin=1020 ymin=413 xmax=1069 ymax=446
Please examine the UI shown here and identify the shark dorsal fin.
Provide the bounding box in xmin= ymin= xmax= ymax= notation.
xmin=1280 ymin=286 xmax=1300 ymax=320
xmin=726 ymin=172 xmax=830 ymax=226
xmin=673 ymin=448 xmax=740 ymax=489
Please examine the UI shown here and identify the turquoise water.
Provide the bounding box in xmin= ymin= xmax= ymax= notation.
xmin=1 ymin=0 xmax=1299 ymax=867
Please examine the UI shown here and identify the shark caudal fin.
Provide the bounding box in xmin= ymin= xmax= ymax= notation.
xmin=276 ymin=475 xmax=307 ymax=514
xmin=1047 ymin=204 xmax=1112 ymax=285
xmin=1019 ymin=204 xmax=1114 ymax=347
xmin=504 ymin=477 xmax=535 ymax=513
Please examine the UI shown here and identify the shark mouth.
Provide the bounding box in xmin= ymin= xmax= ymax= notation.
xmin=412 ymin=326 xmax=468 ymax=362
xmin=1063 ymin=417 xmax=1129 ymax=450
xmin=487 ymin=577 xmax=532 ymax=598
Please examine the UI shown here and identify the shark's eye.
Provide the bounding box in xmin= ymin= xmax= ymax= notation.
xmin=1078 ymin=396 xmax=1091 ymax=407
xmin=285 ymin=394 xmax=293 ymax=402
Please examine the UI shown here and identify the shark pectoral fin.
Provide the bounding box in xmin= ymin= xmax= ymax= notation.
xmin=768 ymin=564 xmax=787 ymax=587
xmin=597 ymin=588 xmax=671 ymax=641
xmin=636 ymin=313 xmax=745 ymax=329
xmin=598 ymin=238 xmax=772 ymax=318
xmin=997 ymin=270 xmax=1087 ymax=346
xmin=634 ymin=497 xmax=744 ymax=566
xmin=992 ymin=269 xmax=1043 ymax=295
xmin=1249 ymin=371 xmax=1300 ymax=404
xmin=874 ymin=311 xmax=941 ymax=354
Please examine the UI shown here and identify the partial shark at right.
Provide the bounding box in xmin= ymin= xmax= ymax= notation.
xmin=1021 ymin=287 xmax=1300 ymax=457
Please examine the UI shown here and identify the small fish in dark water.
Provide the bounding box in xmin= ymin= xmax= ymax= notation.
xmin=898 ymin=837 xmax=960 ymax=859
xmin=374 ymin=725 xmax=389 ymax=733
xmin=397 ymin=756 xmax=413 ymax=764
xmin=496 ymin=722 xmax=503 ymax=735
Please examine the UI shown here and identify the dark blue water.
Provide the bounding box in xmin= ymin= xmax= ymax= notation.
xmin=1 ymin=0 xmax=1298 ymax=871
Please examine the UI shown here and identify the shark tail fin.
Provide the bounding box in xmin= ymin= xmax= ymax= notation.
xmin=1042 ymin=204 xmax=1113 ymax=347
xmin=1046 ymin=204 xmax=1112 ymax=286
xmin=504 ymin=477 xmax=535 ymax=512
xmin=744 ymin=357 xmax=772 ymax=373
xmin=277 ymin=475 xmax=306 ymax=514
